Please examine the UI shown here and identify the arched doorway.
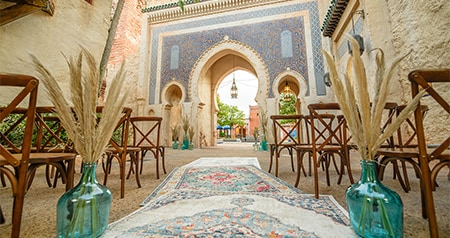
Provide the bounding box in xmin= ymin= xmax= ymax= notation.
xmin=161 ymin=81 xmax=186 ymax=146
xmin=273 ymin=69 xmax=308 ymax=115
xmin=188 ymin=38 xmax=270 ymax=147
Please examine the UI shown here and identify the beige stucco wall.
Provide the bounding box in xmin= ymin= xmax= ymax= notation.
xmin=0 ymin=0 xmax=113 ymax=106
xmin=324 ymin=0 xmax=449 ymax=144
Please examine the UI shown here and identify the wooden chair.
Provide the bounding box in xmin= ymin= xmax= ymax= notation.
xmin=408 ymin=69 xmax=449 ymax=238
xmin=129 ymin=116 xmax=166 ymax=179
xmin=377 ymin=104 xmax=429 ymax=192
xmin=100 ymin=107 xmax=141 ymax=198
xmin=295 ymin=103 xmax=354 ymax=198
xmin=1 ymin=107 xmax=77 ymax=192
xmin=34 ymin=106 xmax=75 ymax=189
xmin=0 ymin=74 xmax=38 ymax=238
xmin=268 ymin=114 xmax=304 ymax=177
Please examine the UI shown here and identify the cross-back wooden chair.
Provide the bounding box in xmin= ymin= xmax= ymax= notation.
xmin=408 ymin=69 xmax=450 ymax=238
xmin=0 ymin=74 xmax=38 ymax=238
xmin=295 ymin=103 xmax=354 ymax=199
xmin=100 ymin=106 xmax=141 ymax=198
xmin=33 ymin=106 xmax=75 ymax=189
xmin=269 ymin=114 xmax=304 ymax=177
xmin=129 ymin=116 xmax=166 ymax=180
xmin=377 ymin=104 xmax=429 ymax=192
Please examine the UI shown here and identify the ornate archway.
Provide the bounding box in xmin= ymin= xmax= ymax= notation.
xmin=187 ymin=36 xmax=270 ymax=147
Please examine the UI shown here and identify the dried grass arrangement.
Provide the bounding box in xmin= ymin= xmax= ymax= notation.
xmin=171 ymin=126 xmax=180 ymax=141
xmin=182 ymin=115 xmax=189 ymax=134
xmin=188 ymin=126 xmax=194 ymax=142
xmin=322 ymin=36 xmax=426 ymax=161
xmin=30 ymin=48 xmax=129 ymax=163
xmin=259 ymin=110 xmax=268 ymax=138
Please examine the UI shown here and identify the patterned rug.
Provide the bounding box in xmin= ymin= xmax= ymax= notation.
xmin=103 ymin=164 xmax=356 ymax=237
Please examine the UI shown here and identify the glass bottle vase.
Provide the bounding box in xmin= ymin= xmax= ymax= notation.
xmin=346 ymin=160 xmax=403 ymax=238
xmin=181 ymin=133 xmax=189 ymax=150
xmin=172 ymin=140 xmax=179 ymax=149
xmin=56 ymin=162 xmax=112 ymax=238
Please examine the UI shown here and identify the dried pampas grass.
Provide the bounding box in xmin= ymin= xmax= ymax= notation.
xmin=322 ymin=35 xmax=426 ymax=160
xmin=30 ymin=48 xmax=129 ymax=163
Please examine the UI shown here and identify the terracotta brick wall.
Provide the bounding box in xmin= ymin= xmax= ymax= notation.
xmin=249 ymin=105 xmax=259 ymax=138
xmin=108 ymin=0 xmax=142 ymax=66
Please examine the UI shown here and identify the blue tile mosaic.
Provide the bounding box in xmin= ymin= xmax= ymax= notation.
xmin=148 ymin=1 xmax=325 ymax=104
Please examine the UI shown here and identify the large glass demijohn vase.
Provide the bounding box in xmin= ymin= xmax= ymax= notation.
xmin=346 ymin=160 xmax=403 ymax=238
xmin=56 ymin=162 xmax=112 ymax=238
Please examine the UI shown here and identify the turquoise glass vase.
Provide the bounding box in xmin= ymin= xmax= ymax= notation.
xmin=56 ymin=162 xmax=112 ymax=238
xmin=346 ymin=160 xmax=403 ymax=238
xmin=172 ymin=140 xmax=179 ymax=149
xmin=182 ymin=133 xmax=189 ymax=150
xmin=259 ymin=133 xmax=268 ymax=151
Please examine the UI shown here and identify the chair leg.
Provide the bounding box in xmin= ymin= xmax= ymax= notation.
xmin=419 ymin=163 xmax=439 ymax=238
xmin=120 ymin=154 xmax=126 ymax=199
xmin=133 ymin=152 xmax=141 ymax=188
xmin=161 ymin=148 xmax=166 ymax=174
xmin=268 ymin=146 xmax=274 ymax=173
xmin=0 ymin=205 xmax=4 ymax=224
xmin=294 ymin=151 xmax=304 ymax=187
xmin=11 ymin=164 xmax=28 ymax=238
xmin=1 ymin=172 xmax=6 ymax=187
xmin=289 ymin=147 xmax=295 ymax=172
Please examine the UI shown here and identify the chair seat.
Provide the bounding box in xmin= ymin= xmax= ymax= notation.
xmin=377 ymin=147 xmax=450 ymax=160
xmin=1 ymin=153 xmax=76 ymax=165
xmin=296 ymin=144 xmax=342 ymax=151
xmin=106 ymin=146 xmax=141 ymax=153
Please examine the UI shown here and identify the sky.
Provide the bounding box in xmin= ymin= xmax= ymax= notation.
xmin=217 ymin=70 xmax=258 ymax=117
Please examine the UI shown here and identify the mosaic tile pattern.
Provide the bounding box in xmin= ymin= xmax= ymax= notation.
xmin=148 ymin=1 xmax=325 ymax=103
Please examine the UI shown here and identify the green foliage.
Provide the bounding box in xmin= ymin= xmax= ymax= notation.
xmin=217 ymin=98 xmax=246 ymax=128
xmin=177 ymin=0 xmax=199 ymax=11
xmin=219 ymin=131 xmax=225 ymax=138
xmin=0 ymin=113 xmax=27 ymax=147
xmin=279 ymin=94 xmax=297 ymax=124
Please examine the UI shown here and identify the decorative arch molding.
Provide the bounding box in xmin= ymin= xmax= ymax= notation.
xmin=160 ymin=80 xmax=186 ymax=106
xmin=188 ymin=37 xmax=270 ymax=108
xmin=272 ymin=69 xmax=308 ymax=100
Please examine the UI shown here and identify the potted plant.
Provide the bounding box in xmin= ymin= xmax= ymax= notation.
xmin=188 ymin=126 xmax=194 ymax=150
xmin=181 ymin=115 xmax=189 ymax=150
xmin=322 ymin=36 xmax=426 ymax=238
xmin=171 ymin=126 xmax=180 ymax=149
xmin=31 ymin=49 xmax=129 ymax=237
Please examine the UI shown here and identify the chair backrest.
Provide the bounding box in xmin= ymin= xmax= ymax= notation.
xmin=409 ymin=69 xmax=450 ymax=161
xmin=0 ymin=74 xmax=38 ymax=167
xmin=270 ymin=114 xmax=303 ymax=146
xmin=130 ymin=116 xmax=163 ymax=149
xmin=0 ymin=74 xmax=38 ymax=237
xmin=380 ymin=102 xmax=399 ymax=148
xmin=96 ymin=106 xmax=132 ymax=151
xmin=307 ymin=103 xmax=346 ymax=150
xmin=395 ymin=104 xmax=429 ymax=148
xmin=34 ymin=106 xmax=73 ymax=153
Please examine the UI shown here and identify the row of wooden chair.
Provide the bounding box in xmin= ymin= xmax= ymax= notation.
xmin=269 ymin=102 xmax=354 ymax=199
xmin=0 ymin=74 xmax=77 ymax=237
xmin=99 ymin=106 xmax=166 ymax=199
xmin=269 ymin=69 xmax=449 ymax=238
xmin=0 ymin=74 xmax=165 ymax=237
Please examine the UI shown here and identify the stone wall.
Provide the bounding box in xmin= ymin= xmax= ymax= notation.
xmin=384 ymin=0 xmax=449 ymax=143
xmin=323 ymin=0 xmax=449 ymax=144
xmin=0 ymin=0 xmax=112 ymax=105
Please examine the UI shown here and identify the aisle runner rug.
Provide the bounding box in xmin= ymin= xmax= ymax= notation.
xmin=103 ymin=166 xmax=356 ymax=237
